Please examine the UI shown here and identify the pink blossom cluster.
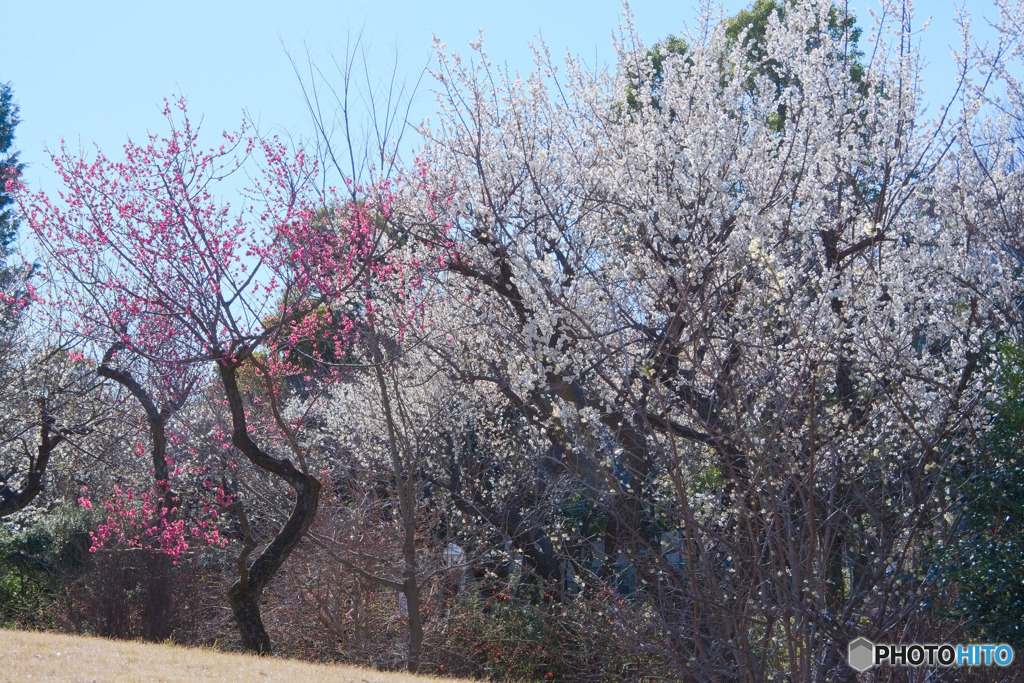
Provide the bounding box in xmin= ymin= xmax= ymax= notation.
xmin=16 ymin=95 xmax=444 ymax=376
xmin=78 ymin=482 xmax=231 ymax=561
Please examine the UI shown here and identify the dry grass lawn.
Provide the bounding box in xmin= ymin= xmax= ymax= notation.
xmin=0 ymin=629 xmax=473 ymax=682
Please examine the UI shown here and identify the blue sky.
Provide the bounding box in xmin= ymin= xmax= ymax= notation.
xmin=3 ymin=1 xmax=1002 ymax=192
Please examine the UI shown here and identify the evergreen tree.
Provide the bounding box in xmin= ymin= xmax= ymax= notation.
xmin=945 ymin=343 xmax=1024 ymax=649
xmin=0 ymin=82 xmax=29 ymax=331
xmin=0 ymin=81 xmax=22 ymax=264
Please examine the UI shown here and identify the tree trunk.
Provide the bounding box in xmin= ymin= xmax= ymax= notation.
xmin=98 ymin=342 xmax=179 ymax=641
xmin=228 ymin=581 xmax=274 ymax=654
xmin=141 ymin=551 xmax=174 ymax=642
xmin=219 ymin=359 xmax=322 ymax=655
xmin=0 ymin=398 xmax=61 ymax=518
xmin=404 ymin=578 xmax=423 ymax=673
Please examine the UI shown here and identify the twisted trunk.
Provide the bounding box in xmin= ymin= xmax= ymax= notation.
xmin=0 ymin=398 xmax=62 ymax=518
xmin=218 ymin=357 xmax=321 ymax=655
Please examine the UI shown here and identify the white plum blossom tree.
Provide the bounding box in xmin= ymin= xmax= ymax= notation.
xmin=400 ymin=0 xmax=1022 ymax=677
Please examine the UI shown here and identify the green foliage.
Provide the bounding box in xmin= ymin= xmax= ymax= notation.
xmin=944 ymin=342 xmax=1024 ymax=648
xmin=622 ymin=2 xmax=867 ymax=134
xmin=0 ymin=506 xmax=92 ymax=630
xmin=724 ymin=0 xmax=789 ymax=62
xmin=724 ymin=0 xmax=865 ymax=131
xmin=283 ymin=305 xmax=352 ymax=376
xmin=623 ymin=35 xmax=689 ymax=114
xmin=724 ymin=0 xmax=864 ymax=83
xmin=0 ymin=81 xmax=21 ymax=257
xmin=0 ymin=81 xmax=33 ymax=332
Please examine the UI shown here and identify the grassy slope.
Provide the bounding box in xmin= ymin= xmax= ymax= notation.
xmin=0 ymin=629 xmax=472 ymax=682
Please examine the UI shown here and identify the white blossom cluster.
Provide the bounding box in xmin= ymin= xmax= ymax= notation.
xmin=398 ymin=0 xmax=1022 ymax=675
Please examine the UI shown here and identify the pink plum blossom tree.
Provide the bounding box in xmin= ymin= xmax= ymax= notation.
xmin=19 ymin=96 xmax=418 ymax=654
